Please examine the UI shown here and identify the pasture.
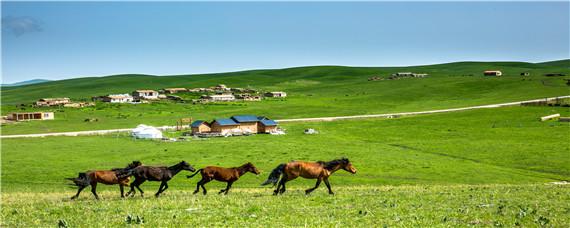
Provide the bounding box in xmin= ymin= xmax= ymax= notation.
xmin=1 ymin=105 xmax=569 ymax=226
xmin=1 ymin=61 xmax=569 ymax=135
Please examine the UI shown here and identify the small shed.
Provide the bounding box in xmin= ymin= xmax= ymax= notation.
xmin=265 ymin=91 xmax=287 ymax=98
xmin=35 ymin=98 xmax=71 ymax=107
xmin=191 ymin=120 xmax=211 ymax=134
xmin=258 ymin=118 xmax=278 ymax=133
xmin=484 ymin=70 xmax=502 ymax=76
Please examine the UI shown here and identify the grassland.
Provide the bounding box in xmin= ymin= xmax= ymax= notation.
xmin=1 ymin=105 xmax=569 ymax=226
xmin=1 ymin=60 xmax=569 ymax=135
xmin=2 ymin=185 xmax=569 ymax=227
xmin=1 ymin=60 xmax=569 ymax=226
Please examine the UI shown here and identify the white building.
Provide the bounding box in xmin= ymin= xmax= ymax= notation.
xmin=203 ymin=94 xmax=235 ymax=102
xmin=103 ymin=94 xmax=134 ymax=103
xmin=132 ymin=90 xmax=159 ymax=100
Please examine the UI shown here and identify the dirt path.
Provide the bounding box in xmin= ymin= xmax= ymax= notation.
xmin=1 ymin=95 xmax=568 ymax=139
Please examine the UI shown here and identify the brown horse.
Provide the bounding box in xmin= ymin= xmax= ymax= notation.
xmin=67 ymin=161 xmax=142 ymax=200
xmin=122 ymin=161 xmax=196 ymax=197
xmin=262 ymin=158 xmax=356 ymax=195
xmin=187 ymin=162 xmax=260 ymax=195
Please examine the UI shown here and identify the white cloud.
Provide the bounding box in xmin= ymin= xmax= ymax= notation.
xmin=2 ymin=16 xmax=43 ymax=36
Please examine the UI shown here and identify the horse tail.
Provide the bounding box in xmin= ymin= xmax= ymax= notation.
xmin=66 ymin=172 xmax=90 ymax=187
xmin=261 ymin=164 xmax=286 ymax=186
xmin=186 ymin=169 xmax=203 ymax=179
xmin=116 ymin=169 xmax=135 ymax=179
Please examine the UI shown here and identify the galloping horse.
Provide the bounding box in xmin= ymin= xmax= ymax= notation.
xmin=262 ymin=158 xmax=356 ymax=195
xmin=67 ymin=161 xmax=142 ymax=200
xmin=187 ymin=162 xmax=260 ymax=195
xmin=122 ymin=161 xmax=196 ymax=197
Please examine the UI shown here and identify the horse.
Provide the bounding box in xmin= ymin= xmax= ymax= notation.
xmin=66 ymin=160 xmax=142 ymax=200
xmin=122 ymin=161 xmax=196 ymax=198
xmin=187 ymin=162 xmax=260 ymax=195
xmin=261 ymin=158 xmax=356 ymax=195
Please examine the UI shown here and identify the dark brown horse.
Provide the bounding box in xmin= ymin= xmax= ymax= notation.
xmin=122 ymin=161 xmax=196 ymax=197
xmin=187 ymin=162 xmax=260 ymax=195
xmin=262 ymin=158 xmax=356 ymax=195
xmin=67 ymin=161 xmax=142 ymax=200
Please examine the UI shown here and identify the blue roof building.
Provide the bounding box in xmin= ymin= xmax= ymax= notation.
xmin=231 ymin=115 xmax=260 ymax=123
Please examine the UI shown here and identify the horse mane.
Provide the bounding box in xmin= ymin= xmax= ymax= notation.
xmin=112 ymin=161 xmax=142 ymax=174
xmin=318 ymin=158 xmax=349 ymax=171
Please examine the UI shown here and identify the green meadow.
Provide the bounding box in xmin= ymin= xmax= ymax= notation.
xmin=1 ymin=61 xmax=569 ymax=226
xmin=1 ymin=105 xmax=569 ymax=226
xmin=1 ymin=61 xmax=569 ymax=135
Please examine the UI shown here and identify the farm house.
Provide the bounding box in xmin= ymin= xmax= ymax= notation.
xmin=190 ymin=120 xmax=211 ymax=133
xmin=202 ymin=94 xmax=236 ymax=102
xmin=7 ymin=112 xmax=54 ymax=121
xmin=98 ymin=94 xmax=134 ymax=103
xmin=35 ymin=98 xmax=71 ymax=107
xmin=265 ymin=91 xmax=287 ymax=97
xmin=257 ymin=117 xmax=278 ymax=133
xmin=191 ymin=115 xmax=280 ymax=135
xmin=231 ymin=115 xmax=260 ymax=133
xmin=484 ymin=70 xmax=502 ymax=76
xmin=132 ymin=90 xmax=159 ymax=100
xmin=162 ymin=88 xmax=188 ymax=94
xmin=210 ymin=118 xmax=241 ymax=134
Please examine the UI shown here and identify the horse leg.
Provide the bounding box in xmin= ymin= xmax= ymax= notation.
xmin=155 ymin=181 xmax=166 ymax=197
xmin=274 ymin=173 xmax=287 ymax=195
xmin=324 ymin=178 xmax=334 ymax=195
xmin=305 ymin=178 xmax=322 ymax=195
xmin=120 ymin=184 xmax=125 ymax=198
xmin=90 ymin=183 xmax=99 ymax=200
xmin=127 ymin=178 xmax=139 ymax=197
xmin=135 ymin=181 xmax=145 ymax=197
xmin=201 ymin=179 xmax=210 ymax=195
xmin=193 ymin=179 xmax=204 ymax=194
xmin=71 ymin=186 xmax=86 ymax=200
xmin=221 ymin=182 xmax=233 ymax=195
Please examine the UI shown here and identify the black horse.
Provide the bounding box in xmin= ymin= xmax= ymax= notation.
xmin=121 ymin=161 xmax=196 ymax=197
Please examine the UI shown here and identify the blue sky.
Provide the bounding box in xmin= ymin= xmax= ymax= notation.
xmin=2 ymin=1 xmax=569 ymax=83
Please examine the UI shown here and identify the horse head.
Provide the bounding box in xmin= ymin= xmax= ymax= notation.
xmin=245 ymin=162 xmax=261 ymax=175
xmin=340 ymin=158 xmax=357 ymax=174
xmin=180 ymin=161 xmax=196 ymax=172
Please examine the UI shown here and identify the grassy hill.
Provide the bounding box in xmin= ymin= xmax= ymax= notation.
xmin=1 ymin=60 xmax=568 ymax=135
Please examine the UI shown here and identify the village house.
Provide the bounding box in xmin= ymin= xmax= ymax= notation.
xmin=257 ymin=117 xmax=278 ymax=133
xmin=35 ymin=98 xmax=71 ymax=107
xmin=202 ymin=94 xmax=236 ymax=102
xmin=63 ymin=102 xmax=95 ymax=108
xmin=190 ymin=115 xmax=279 ymax=135
xmin=132 ymin=90 xmax=159 ymax=100
xmin=484 ymin=70 xmax=502 ymax=76
xmin=212 ymin=84 xmax=230 ymax=92
xmin=235 ymin=94 xmax=261 ymax=101
xmin=162 ymin=88 xmax=188 ymax=94
xmin=210 ymin=118 xmax=240 ymax=135
xmin=231 ymin=115 xmax=259 ymax=133
xmin=7 ymin=112 xmax=54 ymax=121
xmin=190 ymin=120 xmax=211 ymax=133
xmin=96 ymin=94 xmax=134 ymax=103
xmin=265 ymin=91 xmax=287 ymax=98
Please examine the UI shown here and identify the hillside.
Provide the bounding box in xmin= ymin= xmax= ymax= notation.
xmin=2 ymin=60 xmax=568 ymax=104
xmin=0 ymin=60 xmax=568 ymax=135
xmin=1 ymin=79 xmax=51 ymax=87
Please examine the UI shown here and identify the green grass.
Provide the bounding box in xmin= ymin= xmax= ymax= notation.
xmin=2 ymin=185 xmax=569 ymax=227
xmin=1 ymin=105 xmax=569 ymax=226
xmin=1 ymin=60 xmax=569 ymax=135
